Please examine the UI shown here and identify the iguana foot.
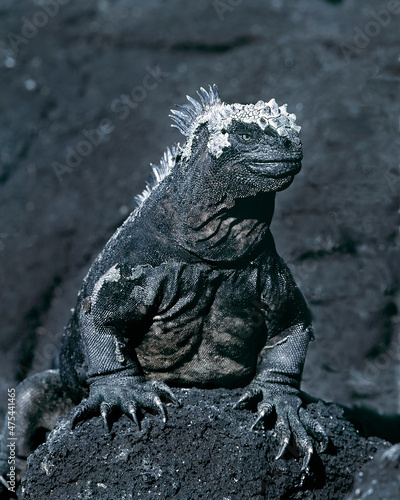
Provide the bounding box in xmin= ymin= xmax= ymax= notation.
xmin=71 ymin=374 xmax=181 ymax=431
xmin=234 ymin=384 xmax=328 ymax=474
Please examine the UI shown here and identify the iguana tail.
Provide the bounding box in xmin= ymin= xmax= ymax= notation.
xmin=0 ymin=369 xmax=75 ymax=495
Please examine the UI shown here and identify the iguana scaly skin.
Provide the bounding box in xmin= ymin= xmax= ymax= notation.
xmin=1 ymin=85 xmax=327 ymax=490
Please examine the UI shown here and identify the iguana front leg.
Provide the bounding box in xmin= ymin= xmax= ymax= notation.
xmin=71 ymin=349 xmax=180 ymax=431
xmin=234 ymin=326 xmax=328 ymax=473
xmin=71 ymin=265 xmax=181 ymax=430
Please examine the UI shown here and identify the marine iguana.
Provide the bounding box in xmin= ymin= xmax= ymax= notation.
xmin=1 ymin=85 xmax=327 ymax=491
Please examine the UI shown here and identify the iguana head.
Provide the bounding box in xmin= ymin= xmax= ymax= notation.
xmin=170 ymin=84 xmax=303 ymax=198
xmin=135 ymin=85 xmax=303 ymax=261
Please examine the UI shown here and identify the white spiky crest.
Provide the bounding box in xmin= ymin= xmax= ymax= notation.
xmin=135 ymin=85 xmax=301 ymax=208
xmin=135 ymin=144 xmax=181 ymax=207
xmin=170 ymin=84 xmax=301 ymax=159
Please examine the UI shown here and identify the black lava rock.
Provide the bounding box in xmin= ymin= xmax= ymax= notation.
xmin=20 ymin=388 xmax=389 ymax=499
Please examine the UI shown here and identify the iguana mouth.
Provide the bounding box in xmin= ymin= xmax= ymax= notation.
xmin=247 ymin=160 xmax=302 ymax=178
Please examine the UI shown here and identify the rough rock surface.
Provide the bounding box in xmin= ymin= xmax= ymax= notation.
xmin=20 ymin=388 xmax=389 ymax=499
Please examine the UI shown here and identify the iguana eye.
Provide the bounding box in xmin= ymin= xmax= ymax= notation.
xmin=240 ymin=133 xmax=252 ymax=142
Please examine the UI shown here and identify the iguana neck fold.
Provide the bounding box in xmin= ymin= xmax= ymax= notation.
xmin=177 ymin=189 xmax=275 ymax=264
xmin=143 ymin=137 xmax=276 ymax=264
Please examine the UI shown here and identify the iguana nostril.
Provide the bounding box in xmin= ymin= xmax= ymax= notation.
xmin=283 ymin=138 xmax=291 ymax=149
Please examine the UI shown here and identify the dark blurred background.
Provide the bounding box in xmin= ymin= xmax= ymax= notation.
xmin=0 ymin=0 xmax=399 ymax=421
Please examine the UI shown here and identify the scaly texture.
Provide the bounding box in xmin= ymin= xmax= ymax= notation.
xmin=1 ymin=85 xmax=328 ymax=495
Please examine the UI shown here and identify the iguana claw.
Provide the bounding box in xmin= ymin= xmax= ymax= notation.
xmin=71 ymin=375 xmax=180 ymax=431
xmin=234 ymin=384 xmax=328 ymax=478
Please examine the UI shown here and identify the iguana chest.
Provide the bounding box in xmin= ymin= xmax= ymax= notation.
xmin=136 ymin=261 xmax=281 ymax=387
